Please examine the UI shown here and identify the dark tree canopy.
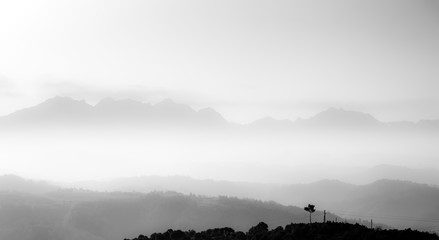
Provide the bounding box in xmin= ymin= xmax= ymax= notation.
xmin=127 ymin=222 xmax=439 ymax=240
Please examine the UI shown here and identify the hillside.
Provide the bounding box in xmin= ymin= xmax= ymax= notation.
xmin=126 ymin=222 xmax=439 ymax=240
xmin=0 ymin=188 xmax=333 ymax=240
xmin=66 ymin=176 xmax=439 ymax=233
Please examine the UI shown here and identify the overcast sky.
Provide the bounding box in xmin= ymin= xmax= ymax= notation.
xmin=1 ymin=0 xmax=438 ymax=123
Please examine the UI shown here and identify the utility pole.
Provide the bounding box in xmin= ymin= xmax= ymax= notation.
xmin=370 ymin=219 xmax=373 ymax=229
xmin=323 ymin=210 xmax=326 ymax=223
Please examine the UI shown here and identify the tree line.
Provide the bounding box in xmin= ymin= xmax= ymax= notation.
xmin=125 ymin=221 xmax=438 ymax=240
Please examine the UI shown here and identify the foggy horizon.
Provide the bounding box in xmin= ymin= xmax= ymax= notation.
xmin=1 ymin=1 xmax=439 ymax=239
xmin=1 ymin=94 xmax=438 ymax=183
xmin=1 ymin=0 xmax=438 ymax=184
xmin=1 ymin=0 xmax=438 ymax=186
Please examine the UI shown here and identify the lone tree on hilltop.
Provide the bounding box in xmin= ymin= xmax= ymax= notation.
xmin=304 ymin=204 xmax=316 ymax=224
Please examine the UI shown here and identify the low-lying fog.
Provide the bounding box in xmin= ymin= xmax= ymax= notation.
xmin=2 ymin=127 xmax=438 ymax=184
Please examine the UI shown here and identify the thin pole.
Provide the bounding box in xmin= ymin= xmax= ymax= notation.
xmin=323 ymin=210 xmax=326 ymax=223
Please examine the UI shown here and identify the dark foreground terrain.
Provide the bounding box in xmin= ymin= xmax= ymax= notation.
xmin=126 ymin=222 xmax=439 ymax=240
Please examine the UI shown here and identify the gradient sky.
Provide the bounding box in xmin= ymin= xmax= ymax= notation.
xmin=1 ymin=0 xmax=438 ymax=123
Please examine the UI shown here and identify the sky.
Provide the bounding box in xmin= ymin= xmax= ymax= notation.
xmin=0 ymin=0 xmax=438 ymax=123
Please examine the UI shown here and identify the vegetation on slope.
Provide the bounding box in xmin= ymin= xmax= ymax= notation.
xmin=126 ymin=221 xmax=439 ymax=240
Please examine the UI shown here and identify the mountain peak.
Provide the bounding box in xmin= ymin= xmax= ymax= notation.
xmin=42 ymin=96 xmax=88 ymax=106
xmin=39 ymin=96 xmax=90 ymax=109
xmin=5 ymin=96 xmax=92 ymax=122
xmin=306 ymin=107 xmax=380 ymax=127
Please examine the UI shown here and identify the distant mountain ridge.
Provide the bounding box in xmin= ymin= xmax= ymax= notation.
xmin=297 ymin=107 xmax=380 ymax=128
xmin=1 ymin=96 xmax=438 ymax=131
xmin=0 ymin=174 xmax=58 ymax=194
xmin=0 ymin=96 xmax=228 ymax=128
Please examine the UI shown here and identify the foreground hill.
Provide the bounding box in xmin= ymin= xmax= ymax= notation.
xmin=0 ymin=187 xmax=335 ymax=240
xmin=126 ymin=221 xmax=439 ymax=240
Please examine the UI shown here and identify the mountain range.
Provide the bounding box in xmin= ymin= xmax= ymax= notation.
xmin=58 ymin=171 xmax=439 ymax=233
xmin=0 ymin=97 xmax=227 ymax=129
xmin=2 ymin=174 xmax=439 ymax=234
xmin=0 ymin=96 xmax=438 ymax=132
xmin=0 ymin=175 xmax=339 ymax=240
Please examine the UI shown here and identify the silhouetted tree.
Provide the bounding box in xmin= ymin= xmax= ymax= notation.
xmin=304 ymin=204 xmax=316 ymax=224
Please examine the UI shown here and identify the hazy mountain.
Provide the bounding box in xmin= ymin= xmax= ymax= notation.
xmin=1 ymin=97 xmax=438 ymax=132
xmin=65 ymin=164 xmax=439 ymax=196
xmin=64 ymin=174 xmax=439 ymax=233
xmin=1 ymin=97 xmax=93 ymax=126
xmin=0 ymin=188 xmax=331 ymax=240
xmin=94 ymin=98 xmax=153 ymax=122
xmin=364 ymin=165 xmax=439 ymax=187
xmin=0 ymin=175 xmax=58 ymax=194
xmin=248 ymin=108 xmax=383 ymax=132
xmin=295 ymin=107 xmax=381 ymax=129
xmin=62 ymin=175 xmax=270 ymax=200
xmin=0 ymin=97 xmax=227 ymax=129
xmin=249 ymin=107 xmax=439 ymax=132
xmin=2 ymin=174 xmax=438 ymax=235
xmin=1 ymin=98 xmax=438 ymax=188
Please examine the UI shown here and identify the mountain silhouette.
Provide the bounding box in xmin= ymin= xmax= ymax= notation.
xmin=365 ymin=165 xmax=439 ymax=186
xmin=0 ymin=97 xmax=227 ymax=128
xmin=295 ymin=107 xmax=381 ymax=129
xmin=94 ymin=98 xmax=152 ymax=117
xmin=249 ymin=108 xmax=382 ymax=131
xmin=3 ymin=96 xmax=93 ymax=125
xmin=1 ymin=97 xmax=438 ymax=132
